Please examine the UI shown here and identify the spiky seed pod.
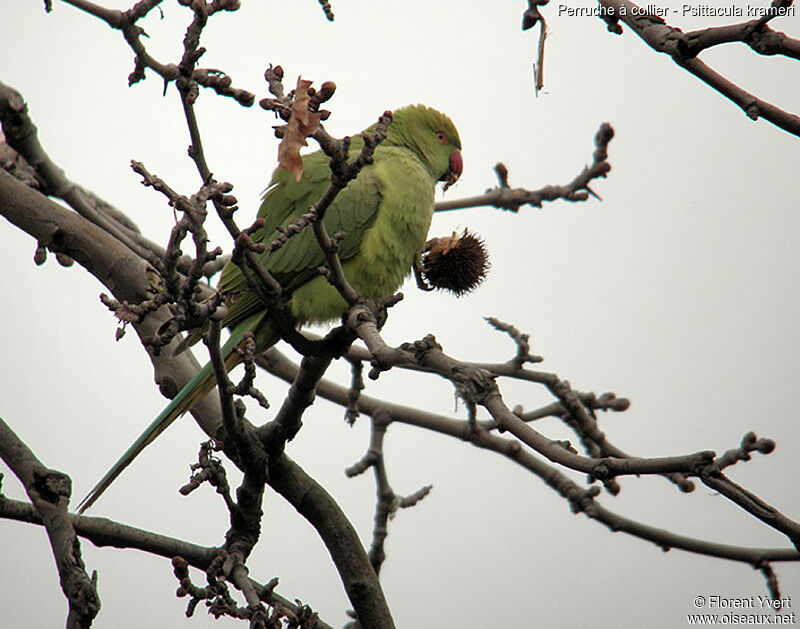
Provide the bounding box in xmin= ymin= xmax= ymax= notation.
xmin=420 ymin=229 xmax=490 ymax=296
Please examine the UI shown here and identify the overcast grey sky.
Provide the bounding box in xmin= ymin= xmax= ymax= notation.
xmin=1 ymin=1 xmax=799 ymax=627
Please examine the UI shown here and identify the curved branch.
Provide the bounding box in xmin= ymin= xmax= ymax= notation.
xmin=682 ymin=20 xmax=800 ymax=60
xmin=260 ymin=348 xmax=800 ymax=567
xmin=267 ymin=454 xmax=396 ymax=629
xmin=0 ymin=418 xmax=99 ymax=627
xmin=60 ymin=0 xmax=254 ymax=105
xmin=0 ymin=81 xmax=165 ymax=268
xmin=0 ymin=497 xmax=333 ymax=628
xmin=339 ymin=304 xmax=800 ymax=547
xmin=598 ymin=0 xmax=800 ymax=137
xmin=345 ymin=308 xmax=716 ymax=480
xmin=0 ymin=168 xmax=225 ymax=439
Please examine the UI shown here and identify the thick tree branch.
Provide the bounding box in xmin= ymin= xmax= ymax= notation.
xmin=0 ymin=497 xmax=333 ymax=628
xmin=0 ymin=83 xmax=223 ymax=278
xmin=267 ymin=454 xmax=395 ymax=629
xmin=0 ymin=168 xmax=226 ymax=439
xmin=0 ymin=169 xmax=394 ymax=626
xmin=4 ymin=3 xmax=797 ymax=622
xmin=681 ymin=18 xmax=800 ymax=60
xmin=598 ymin=0 xmax=800 ymax=137
xmin=0 ymin=80 xmax=165 ymax=267
xmin=0 ymin=418 xmax=99 ymax=628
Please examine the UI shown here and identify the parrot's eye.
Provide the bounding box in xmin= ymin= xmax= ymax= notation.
xmin=436 ymin=132 xmax=447 ymax=144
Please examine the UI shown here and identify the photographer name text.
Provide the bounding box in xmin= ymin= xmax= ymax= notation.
xmin=694 ymin=595 xmax=793 ymax=610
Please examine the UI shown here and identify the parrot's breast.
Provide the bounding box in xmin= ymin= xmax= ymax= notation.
xmin=288 ymin=151 xmax=435 ymax=324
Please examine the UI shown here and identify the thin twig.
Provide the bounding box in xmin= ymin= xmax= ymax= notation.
xmin=344 ymin=413 xmax=432 ymax=577
xmin=435 ymin=123 xmax=613 ymax=212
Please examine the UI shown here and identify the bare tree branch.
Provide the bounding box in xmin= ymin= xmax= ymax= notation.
xmin=435 ymin=123 xmax=613 ymax=212
xmin=3 ymin=2 xmax=798 ymax=622
xmin=598 ymin=0 xmax=800 ymax=137
xmin=0 ymin=418 xmax=99 ymax=628
xmin=0 ymin=169 xmax=394 ymax=625
xmin=61 ymin=0 xmax=254 ymax=105
xmin=268 ymin=454 xmax=396 ymax=628
xmin=259 ymin=348 xmax=799 ymax=572
xmin=344 ymin=413 xmax=432 ymax=577
xmin=679 ymin=3 xmax=800 ymax=59
xmin=334 ymin=304 xmax=800 ymax=549
xmin=0 ymin=81 xmax=164 ymax=267
xmin=0 ymin=497 xmax=334 ymax=628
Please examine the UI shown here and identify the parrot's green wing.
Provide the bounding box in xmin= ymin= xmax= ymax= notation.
xmin=218 ymin=149 xmax=383 ymax=330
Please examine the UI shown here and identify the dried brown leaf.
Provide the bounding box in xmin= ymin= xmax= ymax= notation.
xmin=277 ymin=77 xmax=322 ymax=181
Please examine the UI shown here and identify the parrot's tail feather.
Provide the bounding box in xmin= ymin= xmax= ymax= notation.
xmin=75 ymin=314 xmax=267 ymax=514
xmin=172 ymin=327 xmax=206 ymax=356
xmin=76 ymin=360 xmax=220 ymax=514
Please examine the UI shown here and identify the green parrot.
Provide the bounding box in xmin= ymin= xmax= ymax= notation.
xmin=77 ymin=104 xmax=462 ymax=513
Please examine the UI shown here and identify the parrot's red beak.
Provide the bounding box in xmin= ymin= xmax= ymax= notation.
xmin=442 ymin=150 xmax=463 ymax=191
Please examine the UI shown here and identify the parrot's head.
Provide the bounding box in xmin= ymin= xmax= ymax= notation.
xmin=385 ymin=105 xmax=462 ymax=191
